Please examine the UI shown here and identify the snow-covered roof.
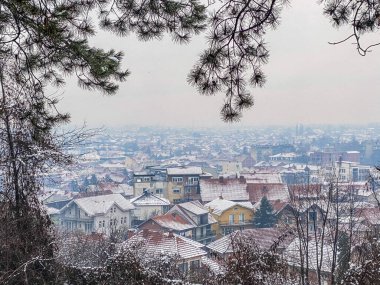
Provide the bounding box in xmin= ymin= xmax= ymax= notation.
xmin=178 ymin=200 xmax=209 ymax=215
xmin=167 ymin=166 xmax=202 ymax=176
xmin=131 ymin=192 xmax=170 ymax=206
xmin=200 ymin=178 xmax=249 ymax=202
xmin=149 ymin=213 xmax=196 ymax=232
xmin=201 ymin=256 xmax=224 ymax=275
xmin=126 ymin=230 xmax=207 ymax=260
xmin=243 ymin=171 xmax=283 ymax=184
xmin=45 ymin=206 xmax=60 ymax=215
xmin=205 ymin=198 xmax=253 ymax=216
xmin=269 ymin=152 xmax=297 ymax=158
xmin=207 ymin=228 xmax=293 ymax=255
xmin=284 ymin=237 xmax=333 ymax=273
xmin=247 ymin=183 xmax=290 ymax=203
xmin=65 ymin=193 xmax=134 ymax=216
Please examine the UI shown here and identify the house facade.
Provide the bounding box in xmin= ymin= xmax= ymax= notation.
xmin=59 ymin=193 xmax=134 ymax=235
xmin=167 ymin=200 xmax=217 ymax=244
xmin=166 ymin=167 xmax=203 ymax=203
xmin=131 ymin=190 xmax=171 ymax=224
xmin=205 ymin=197 xmax=254 ymax=236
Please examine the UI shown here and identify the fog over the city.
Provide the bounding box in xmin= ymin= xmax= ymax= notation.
xmin=58 ymin=0 xmax=380 ymax=128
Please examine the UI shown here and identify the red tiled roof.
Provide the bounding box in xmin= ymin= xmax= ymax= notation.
xmin=127 ymin=230 xmax=207 ymax=260
xmin=151 ymin=213 xmax=195 ymax=232
xmin=247 ymin=183 xmax=289 ymax=203
xmin=207 ymin=228 xmax=294 ymax=254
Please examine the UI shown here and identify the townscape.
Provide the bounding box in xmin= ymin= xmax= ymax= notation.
xmin=2 ymin=0 xmax=380 ymax=283
xmin=38 ymin=124 xmax=380 ymax=284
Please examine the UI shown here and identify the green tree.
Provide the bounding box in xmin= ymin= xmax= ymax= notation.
xmin=253 ymin=197 xmax=277 ymax=228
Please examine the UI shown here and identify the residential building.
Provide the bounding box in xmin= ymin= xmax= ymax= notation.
xmin=167 ymin=200 xmax=217 ymax=244
xmin=59 ymin=193 xmax=134 ymax=235
xmin=166 ymin=166 xmax=203 ymax=203
xmin=131 ymin=190 xmax=171 ymax=224
xmin=205 ymin=197 xmax=254 ymax=236
xmin=200 ymin=176 xmax=249 ymax=203
xmin=137 ymin=212 xmax=195 ymax=239
xmin=125 ymin=229 xmax=208 ymax=273
xmin=243 ymin=171 xmax=290 ymax=203
xmin=207 ymin=228 xmax=294 ymax=258
xmin=333 ymin=161 xmax=371 ymax=182
xmin=133 ymin=169 xmax=168 ymax=197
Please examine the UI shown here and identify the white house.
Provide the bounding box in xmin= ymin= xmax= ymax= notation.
xmin=59 ymin=193 xmax=134 ymax=235
xmin=131 ymin=190 xmax=171 ymax=222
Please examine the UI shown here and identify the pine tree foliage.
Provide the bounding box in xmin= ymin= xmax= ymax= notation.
xmin=253 ymin=196 xmax=277 ymax=228
xmin=321 ymin=0 xmax=380 ymax=56
xmin=1 ymin=0 xmax=379 ymax=120
xmin=188 ymin=0 xmax=288 ymax=122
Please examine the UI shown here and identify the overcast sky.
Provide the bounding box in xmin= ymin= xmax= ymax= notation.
xmin=57 ymin=0 xmax=380 ymax=128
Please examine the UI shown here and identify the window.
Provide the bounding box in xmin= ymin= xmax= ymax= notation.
xmin=179 ymin=262 xmax=188 ymax=272
xmin=102 ymin=220 xmax=105 ymax=227
xmin=200 ymin=214 xmax=208 ymax=225
xmin=156 ymin=188 xmax=163 ymax=194
xmin=190 ymin=260 xmax=200 ymax=269
xmin=99 ymin=221 xmax=102 ymax=228
xmin=142 ymin=177 xmax=151 ymax=182
xmin=229 ymin=214 xmax=234 ymax=225
xmin=172 ymin=177 xmax=183 ymax=182
xmin=309 ymin=211 xmax=317 ymax=222
xmin=188 ymin=177 xmax=199 ymax=185
xmin=239 ymin=213 xmax=245 ymax=223
xmin=185 ymin=188 xmax=191 ymax=193
xmin=85 ymin=222 xmax=93 ymax=233
xmin=173 ymin=188 xmax=181 ymax=194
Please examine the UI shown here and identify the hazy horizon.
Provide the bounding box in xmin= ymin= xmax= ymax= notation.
xmin=57 ymin=0 xmax=380 ymax=128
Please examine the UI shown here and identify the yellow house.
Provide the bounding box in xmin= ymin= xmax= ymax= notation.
xmin=205 ymin=197 xmax=254 ymax=237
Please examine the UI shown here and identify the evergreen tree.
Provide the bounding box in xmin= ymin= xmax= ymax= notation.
xmin=253 ymin=197 xmax=277 ymax=228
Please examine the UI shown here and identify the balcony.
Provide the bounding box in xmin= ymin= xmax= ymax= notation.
xmin=219 ymin=220 xmax=253 ymax=227
xmin=184 ymin=181 xmax=199 ymax=186
xmin=195 ymin=230 xmax=216 ymax=242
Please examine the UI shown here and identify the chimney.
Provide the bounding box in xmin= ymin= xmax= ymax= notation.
xmin=142 ymin=228 xmax=149 ymax=238
xmin=239 ymin=175 xmax=245 ymax=183
xmin=168 ymin=230 xmax=174 ymax=237
xmin=219 ymin=176 xmax=224 ymax=183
